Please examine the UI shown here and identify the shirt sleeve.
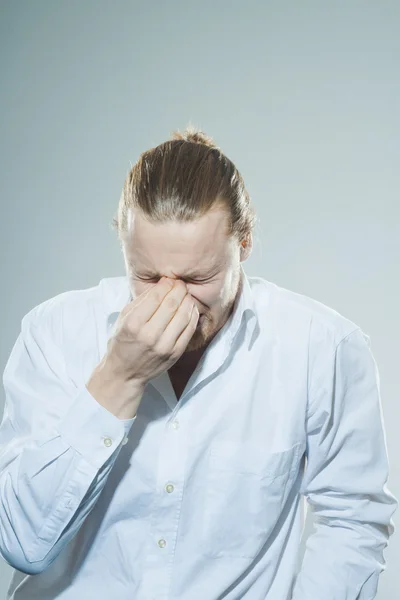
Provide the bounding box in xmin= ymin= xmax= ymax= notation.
xmin=291 ymin=327 xmax=398 ymax=600
xmin=0 ymin=309 xmax=137 ymax=575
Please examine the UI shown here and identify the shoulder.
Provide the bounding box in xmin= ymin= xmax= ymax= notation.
xmin=21 ymin=275 xmax=129 ymax=344
xmin=249 ymin=274 xmax=363 ymax=351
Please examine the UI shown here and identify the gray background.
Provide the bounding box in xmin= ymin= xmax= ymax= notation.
xmin=0 ymin=1 xmax=399 ymax=598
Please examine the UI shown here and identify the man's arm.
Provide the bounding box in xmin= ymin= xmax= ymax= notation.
xmin=292 ymin=327 xmax=398 ymax=600
xmin=0 ymin=309 xmax=136 ymax=574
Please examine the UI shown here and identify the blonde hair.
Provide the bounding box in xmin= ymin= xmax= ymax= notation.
xmin=112 ymin=123 xmax=257 ymax=246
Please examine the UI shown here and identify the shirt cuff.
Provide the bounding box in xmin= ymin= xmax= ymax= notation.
xmin=56 ymin=385 xmax=137 ymax=470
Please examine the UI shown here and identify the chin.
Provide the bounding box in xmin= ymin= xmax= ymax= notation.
xmin=185 ymin=319 xmax=212 ymax=351
xmin=185 ymin=329 xmax=206 ymax=352
xmin=188 ymin=314 xmax=223 ymax=352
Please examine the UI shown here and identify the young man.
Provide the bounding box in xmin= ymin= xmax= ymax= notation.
xmin=0 ymin=126 xmax=397 ymax=599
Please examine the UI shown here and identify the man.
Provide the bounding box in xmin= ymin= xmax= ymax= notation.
xmin=0 ymin=126 xmax=397 ymax=599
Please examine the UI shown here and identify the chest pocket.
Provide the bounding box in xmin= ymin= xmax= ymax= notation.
xmin=201 ymin=440 xmax=302 ymax=559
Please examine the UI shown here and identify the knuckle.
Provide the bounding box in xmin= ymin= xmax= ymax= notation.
xmin=155 ymin=341 xmax=171 ymax=360
xmin=138 ymin=327 xmax=155 ymax=348
xmin=126 ymin=317 xmax=139 ymax=333
xmin=120 ymin=304 xmax=130 ymax=318
xmin=145 ymin=331 xmax=159 ymax=348
xmin=184 ymin=304 xmax=193 ymax=320
xmin=155 ymin=289 xmax=166 ymax=305
xmin=164 ymin=294 xmax=180 ymax=311
xmin=125 ymin=308 xmax=138 ymax=326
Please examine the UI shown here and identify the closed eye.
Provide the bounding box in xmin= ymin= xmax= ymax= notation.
xmin=136 ymin=276 xmax=213 ymax=284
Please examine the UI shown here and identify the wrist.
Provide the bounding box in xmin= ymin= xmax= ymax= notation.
xmin=86 ymin=359 xmax=146 ymax=420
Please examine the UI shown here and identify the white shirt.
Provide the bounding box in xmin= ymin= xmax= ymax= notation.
xmin=0 ymin=265 xmax=397 ymax=600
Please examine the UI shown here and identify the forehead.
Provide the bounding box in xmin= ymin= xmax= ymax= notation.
xmin=124 ymin=207 xmax=232 ymax=275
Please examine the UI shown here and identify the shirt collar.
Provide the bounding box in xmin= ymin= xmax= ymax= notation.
xmin=105 ymin=263 xmax=258 ymax=350
xmin=222 ymin=263 xmax=258 ymax=350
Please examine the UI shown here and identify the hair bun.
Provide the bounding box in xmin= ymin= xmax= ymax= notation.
xmin=170 ymin=123 xmax=219 ymax=149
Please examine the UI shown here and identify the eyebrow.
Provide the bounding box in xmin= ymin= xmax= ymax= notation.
xmin=132 ymin=261 xmax=222 ymax=279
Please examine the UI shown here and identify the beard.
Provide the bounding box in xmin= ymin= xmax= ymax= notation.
xmin=184 ymin=266 xmax=242 ymax=354
xmin=184 ymin=314 xmax=212 ymax=352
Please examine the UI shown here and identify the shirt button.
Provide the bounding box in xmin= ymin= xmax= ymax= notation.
xmin=103 ymin=437 xmax=113 ymax=447
xmin=165 ymin=483 xmax=174 ymax=493
xmin=122 ymin=436 xmax=129 ymax=445
xmin=171 ymin=419 xmax=180 ymax=429
xmin=158 ymin=538 xmax=167 ymax=548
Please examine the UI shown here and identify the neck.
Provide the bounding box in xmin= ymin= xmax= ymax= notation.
xmin=172 ymin=347 xmax=206 ymax=373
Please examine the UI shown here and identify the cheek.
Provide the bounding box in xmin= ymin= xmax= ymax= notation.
xmin=130 ymin=281 xmax=153 ymax=300
xmin=186 ymin=284 xmax=220 ymax=312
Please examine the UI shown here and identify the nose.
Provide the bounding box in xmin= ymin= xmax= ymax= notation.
xmin=164 ymin=278 xmax=202 ymax=315
xmin=164 ymin=277 xmax=186 ymax=288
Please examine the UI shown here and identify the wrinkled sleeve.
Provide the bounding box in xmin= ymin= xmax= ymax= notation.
xmin=292 ymin=328 xmax=398 ymax=600
xmin=0 ymin=309 xmax=136 ymax=575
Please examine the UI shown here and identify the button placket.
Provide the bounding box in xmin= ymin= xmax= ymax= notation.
xmin=139 ymin=413 xmax=185 ymax=597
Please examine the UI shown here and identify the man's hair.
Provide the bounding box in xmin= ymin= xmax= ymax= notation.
xmin=112 ymin=123 xmax=257 ymax=245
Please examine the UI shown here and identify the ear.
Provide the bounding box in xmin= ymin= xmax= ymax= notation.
xmin=240 ymin=233 xmax=253 ymax=261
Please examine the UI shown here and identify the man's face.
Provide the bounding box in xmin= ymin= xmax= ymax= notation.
xmin=121 ymin=205 xmax=245 ymax=356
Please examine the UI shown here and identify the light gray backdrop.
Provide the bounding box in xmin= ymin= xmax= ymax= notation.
xmin=0 ymin=1 xmax=399 ymax=598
